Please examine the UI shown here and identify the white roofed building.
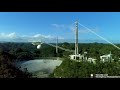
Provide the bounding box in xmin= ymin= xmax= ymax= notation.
xmin=100 ymin=51 xmax=113 ymax=62
xmin=69 ymin=54 xmax=84 ymax=61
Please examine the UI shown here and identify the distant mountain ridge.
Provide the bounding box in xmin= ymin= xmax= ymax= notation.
xmin=0 ymin=39 xmax=120 ymax=44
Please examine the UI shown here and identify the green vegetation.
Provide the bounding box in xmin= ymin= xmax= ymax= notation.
xmin=0 ymin=48 xmax=32 ymax=78
xmin=49 ymin=58 xmax=120 ymax=78
xmin=0 ymin=42 xmax=120 ymax=78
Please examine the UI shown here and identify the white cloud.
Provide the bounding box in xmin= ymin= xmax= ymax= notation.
xmin=0 ymin=32 xmax=16 ymax=39
xmin=51 ymin=23 xmax=100 ymax=36
xmin=51 ymin=23 xmax=77 ymax=34
xmin=28 ymin=34 xmax=64 ymax=43
xmin=0 ymin=32 xmax=64 ymax=43
xmin=33 ymin=34 xmax=42 ymax=38
xmin=33 ymin=34 xmax=54 ymax=39
xmin=7 ymin=32 xmax=16 ymax=38
xmin=51 ymin=24 xmax=65 ymax=28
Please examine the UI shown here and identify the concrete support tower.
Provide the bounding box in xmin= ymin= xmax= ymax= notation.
xmin=56 ymin=36 xmax=58 ymax=56
xmin=75 ymin=20 xmax=79 ymax=59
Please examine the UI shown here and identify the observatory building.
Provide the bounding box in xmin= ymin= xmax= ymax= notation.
xmin=100 ymin=51 xmax=113 ymax=62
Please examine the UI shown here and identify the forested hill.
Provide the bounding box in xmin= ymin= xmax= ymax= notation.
xmin=0 ymin=42 xmax=73 ymax=61
xmin=50 ymin=58 xmax=120 ymax=78
xmin=0 ymin=42 xmax=120 ymax=78
xmin=0 ymin=46 xmax=32 ymax=78
xmin=1 ymin=42 xmax=120 ymax=61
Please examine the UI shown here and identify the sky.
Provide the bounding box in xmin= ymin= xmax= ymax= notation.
xmin=0 ymin=12 xmax=120 ymax=43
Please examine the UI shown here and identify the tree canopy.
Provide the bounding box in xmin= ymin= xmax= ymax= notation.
xmin=0 ymin=42 xmax=120 ymax=78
